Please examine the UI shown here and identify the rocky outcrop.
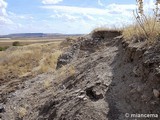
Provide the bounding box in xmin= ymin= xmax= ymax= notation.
xmin=56 ymin=32 xmax=121 ymax=69
xmin=56 ymin=43 xmax=80 ymax=69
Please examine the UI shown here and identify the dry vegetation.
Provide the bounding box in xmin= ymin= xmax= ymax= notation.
xmin=91 ymin=27 xmax=121 ymax=34
xmin=17 ymin=107 xmax=28 ymax=118
xmin=123 ymin=18 xmax=160 ymax=41
xmin=0 ymin=39 xmax=63 ymax=47
xmin=91 ymin=27 xmax=122 ymax=39
xmin=0 ymin=41 xmax=62 ymax=84
xmin=123 ymin=0 xmax=160 ymax=43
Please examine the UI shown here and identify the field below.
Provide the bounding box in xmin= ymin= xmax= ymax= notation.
xmin=0 ymin=39 xmax=65 ymax=85
xmin=0 ymin=38 xmax=65 ymax=47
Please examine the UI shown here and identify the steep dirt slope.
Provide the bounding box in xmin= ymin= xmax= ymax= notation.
xmin=106 ymin=40 xmax=160 ymax=120
xmin=0 ymin=30 xmax=160 ymax=120
xmin=0 ymin=31 xmax=120 ymax=120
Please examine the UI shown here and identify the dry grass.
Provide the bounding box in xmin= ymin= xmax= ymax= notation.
xmin=42 ymin=65 xmax=75 ymax=89
xmin=44 ymin=79 xmax=52 ymax=89
xmin=0 ymin=39 xmax=64 ymax=47
xmin=68 ymin=65 xmax=76 ymax=76
xmin=123 ymin=0 xmax=160 ymax=43
xmin=0 ymin=41 xmax=62 ymax=84
xmin=55 ymin=65 xmax=76 ymax=81
xmin=91 ymin=27 xmax=122 ymax=39
xmin=33 ymin=50 xmax=62 ymax=74
xmin=66 ymin=36 xmax=78 ymax=41
xmin=122 ymin=17 xmax=160 ymax=42
xmin=18 ymin=107 xmax=27 ymax=118
xmin=91 ymin=27 xmax=120 ymax=34
xmin=59 ymin=36 xmax=80 ymax=50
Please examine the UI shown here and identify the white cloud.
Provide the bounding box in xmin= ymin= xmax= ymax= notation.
xmin=0 ymin=0 xmax=7 ymax=16
xmin=51 ymin=13 xmax=79 ymax=22
xmin=8 ymin=12 xmax=34 ymax=20
xmin=98 ymin=0 xmax=104 ymax=7
xmin=0 ymin=0 xmax=33 ymax=32
xmin=42 ymin=0 xmax=63 ymax=4
xmin=40 ymin=2 xmax=159 ymax=33
xmin=41 ymin=4 xmax=136 ymax=27
xmin=0 ymin=0 xmax=14 ymax=25
xmin=143 ymin=0 xmax=155 ymax=13
xmin=82 ymin=14 xmax=96 ymax=21
xmin=41 ymin=5 xmax=109 ymax=15
xmin=107 ymin=4 xmax=136 ymax=13
xmin=51 ymin=12 xmax=97 ymax=22
xmin=0 ymin=17 xmax=13 ymax=25
xmin=41 ymin=0 xmax=158 ymax=32
xmin=41 ymin=4 xmax=138 ymax=18
xmin=2 ymin=0 xmax=157 ymax=34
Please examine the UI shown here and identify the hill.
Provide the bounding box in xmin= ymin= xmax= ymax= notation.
xmin=0 ymin=30 xmax=160 ymax=120
xmin=0 ymin=33 xmax=84 ymax=39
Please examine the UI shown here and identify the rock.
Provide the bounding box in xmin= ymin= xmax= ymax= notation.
xmin=141 ymin=94 xmax=148 ymax=101
xmin=153 ymin=89 xmax=160 ymax=98
xmin=86 ymin=86 xmax=104 ymax=101
xmin=74 ymin=89 xmax=81 ymax=93
xmin=136 ymin=86 xmax=142 ymax=92
xmin=155 ymin=68 xmax=160 ymax=77
xmin=56 ymin=44 xmax=80 ymax=69
xmin=0 ymin=103 xmax=5 ymax=113
xmin=77 ymin=95 xmax=85 ymax=99
xmin=133 ymin=66 xmax=140 ymax=77
xmin=83 ymin=98 xmax=87 ymax=101
xmin=130 ymin=88 xmax=136 ymax=94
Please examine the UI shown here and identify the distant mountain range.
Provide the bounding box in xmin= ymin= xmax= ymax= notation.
xmin=0 ymin=33 xmax=84 ymax=39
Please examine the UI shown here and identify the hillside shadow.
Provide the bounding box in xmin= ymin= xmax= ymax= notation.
xmin=104 ymin=38 xmax=132 ymax=120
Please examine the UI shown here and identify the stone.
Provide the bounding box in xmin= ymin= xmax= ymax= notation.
xmin=153 ymin=89 xmax=160 ymax=98
xmin=77 ymin=95 xmax=85 ymax=99
xmin=137 ymin=86 xmax=142 ymax=92
xmin=0 ymin=103 xmax=5 ymax=113
xmin=83 ymin=98 xmax=87 ymax=101
xmin=155 ymin=68 xmax=160 ymax=77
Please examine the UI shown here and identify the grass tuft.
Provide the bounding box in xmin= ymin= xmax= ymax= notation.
xmin=18 ymin=107 xmax=27 ymax=118
xmin=44 ymin=79 xmax=52 ymax=89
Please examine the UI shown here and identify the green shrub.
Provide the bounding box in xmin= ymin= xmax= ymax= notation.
xmin=0 ymin=46 xmax=9 ymax=51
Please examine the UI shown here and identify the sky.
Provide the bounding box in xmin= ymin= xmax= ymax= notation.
xmin=0 ymin=0 xmax=156 ymax=35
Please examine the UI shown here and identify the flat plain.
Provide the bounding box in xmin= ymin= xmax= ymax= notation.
xmin=0 ymin=37 xmax=65 ymax=47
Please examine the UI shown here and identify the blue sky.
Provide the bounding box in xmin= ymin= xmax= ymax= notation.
xmin=0 ymin=0 xmax=155 ymax=35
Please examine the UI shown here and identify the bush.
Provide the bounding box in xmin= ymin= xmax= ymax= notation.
xmin=0 ymin=46 xmax=9 ymax=51
xmin=12 ymin=41 xmax=20 ymax=46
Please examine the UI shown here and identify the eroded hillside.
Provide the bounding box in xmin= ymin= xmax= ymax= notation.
xmin=0 ymin=30 xmax=160 ymax=120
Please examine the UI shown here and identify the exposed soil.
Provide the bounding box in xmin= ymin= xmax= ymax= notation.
xmin=0 ymin=31 xmax=160 ymax=120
